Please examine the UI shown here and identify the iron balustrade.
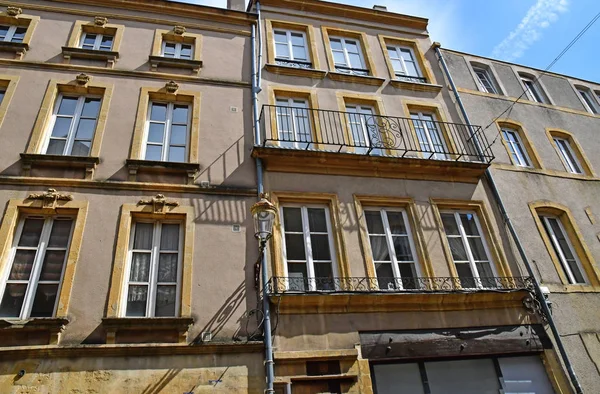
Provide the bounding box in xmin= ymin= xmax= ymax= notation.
xmin=395 ymin=74 xmax=428 ymax=84
xmin=334 ymin=65 xmax=370 ymax=76
xmin=266 ymin=276 xmax=534 ymax=294
xmin=275 ymin=58 xmax=313 ymax=69
xmin=258 ymin=105 xmax=495 ymax=163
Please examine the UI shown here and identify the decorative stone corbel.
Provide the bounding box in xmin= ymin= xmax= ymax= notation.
xmin=138 ymin=194 xmax=179 ymax=214
xmin=173 ymin=25 xmax=186 ymax=35
xmin=165 ymin=80 xmax=179 ymax=94
xmin=27 ymin=188 xmax=73 ymax=208
xmin=6 ymin=6 xmax=22 ymax=17
xmin=94 ymin=16 xmax=108 ymax=26
xmin=75 ymin=73 xmax=90 ymax=86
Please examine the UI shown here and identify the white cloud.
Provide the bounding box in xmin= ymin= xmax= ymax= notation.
xmin=491 ymin=0 xmax=569 ymax=61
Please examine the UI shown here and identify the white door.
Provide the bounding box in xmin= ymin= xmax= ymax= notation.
xmin=346 ymin=105 xmax=382 ymax=154
xmin=275 ymin=98 xmax=312 ymax=149
xmin=410 ymin=112 xmax=448 ymax=160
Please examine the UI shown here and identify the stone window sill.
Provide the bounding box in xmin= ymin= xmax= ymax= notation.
xmin=126 ymin=159 xmax=200 ymax=184
xmin=102 ymin=317 xmax=194 ymax=344
xmin=390 ymin=79 xmax=443 ymax=92
xmin=20 ymin=153 xmax=100 ymax=179
xmin=0 ymin=41 xmax=28 ymax=58
xmin=0 ymin=317 xmax=69 ymax=345
xmin=149 ymin=55 xmax=203 ymax=73
xmin=265 ymin=63 xmax=327 ymax=79
xmin=62 ymin=46 xmax=119 ymax=67
xmin=327 ymin=71 xmax=385 ymax=86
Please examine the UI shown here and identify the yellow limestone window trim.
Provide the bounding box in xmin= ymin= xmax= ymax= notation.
xmin=495 ymin=119 xmax=544 ymax=169
xmin=0 ymin=192 xmax=88 ymax=318
xmin=378 ymin=35 xmax=436 ymax=84
xmin=0 ymin=74 xmax=19 ymax=129
xmin=106 ymin=199 xmax=194 ymax=318
xmin=321 ymin=26 xmax=377 ymax=76
xmin=265 ymin=19 xmax=321 ymax=69
xmin=151 ymin=28 xmax=202 ymax=62
xmin=546 ymin=128 xmax=595 ymax=177
xmin=0 ymin=11 xmax=40 ymax=59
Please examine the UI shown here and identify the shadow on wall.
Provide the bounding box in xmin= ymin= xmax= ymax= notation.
xmin=190 ymin=195 xmax=249 ymax=226
xmin=198 ymin=135 xmax=246 ymax=186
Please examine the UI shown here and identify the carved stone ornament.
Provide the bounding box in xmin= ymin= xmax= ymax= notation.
xmin=75 ymin=73 xmax=90 ymax=86
xmin=165 ymin=80 xmax=179 ymax=93
xmin=6 ymin=7 xmax=22 ymax=17
xmin=173 ymin=25 xmax=186 ymax=35
xmin=94 ymin=16 xmax=108 ymax=26
xmin=138 ymin=194 xmax=179 ymax=214
xmin=27 ymin=188 xmax=73 ymax=208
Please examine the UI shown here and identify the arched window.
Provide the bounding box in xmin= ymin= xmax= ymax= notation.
xmin=497 ymin=120 xmax=542 ymax=168
xmin=546 ymin=129 xmax=595 ymax=176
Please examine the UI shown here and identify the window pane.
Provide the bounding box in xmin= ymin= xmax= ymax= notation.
xmin=476 ymin=262 xmax=494 ymax=279
xmin=448 ymin=238 xmax=468 ymax=261
xmin=370 ymin=236 xmax=390 ymax=261
xmin=307 ymin=208 xmax=327 ymax=232
xmin=163 ymin=42 xmax=176 ymax=56
xmin=292 ymin=45 xmax=307 ymax=60
xmin=348 ymin=53 xmax=362 ymax=68
xmin=282 ymin=207 xmax=302 ymax=232
xmin=148 ymin=123 xmax=165 ymax=143
xmin=46 ymin=139 xmax=66 ymax=155
xmin=314 ymin=262 xmax=334 ymax=282
xmin=133 ymin=223 xmax=153 ymax=250
xmin=287 ymin=263 xmax=308 ymax=291
xmin=58 ymin=97 xmax=78 ymax=115
xmin=332 ymin=51 xmax=346 ymax=65
xmin=74 ymin=118 xmax=96 ymax=141
xmin=83 ymin=34 xmax=97 ymax=46
xmin=275 ymin=43 xmax=289 ymax=58
xmin=0 ymin=26 xmax=9 ymax=39
xmin=375 ymin=263 xmax=395 ymax=289
xmin=329 ymin=39 xmax=343 ymax=50
xmin=426 ymin=359 xmax=500 ymax=394
xmin=398 ymin=263 xmax=417 ymax=280
xmin=168 ymin=146 xmax=185 ymax=162
xmin=100 ymin=35 xmax=113 ymax=49
xmin=456 ymin=263 xmax=475 ymax=285
xmin=30 ymin=284 xmax=59 ymax=317
xmin=310 ymin=234 xmax=331 ymax=260
xmin=126 ymin=285 xmax=148 ymax=317
xmin=285 ymin=234 xmax=306 ymax=260
xmin=150 ymin=103 xmax=167 ymax=121
xmin=12 ymin=27 xmax=26 ymax=43
xmin=70 ymin=141 xmax=91 ymax=156
xmin=81 ymin=98 xmax=101 ymax=118
xmin=8 ymin=250 xmax=36 ymax=280
xmin=172 ymin=105 xmax=189 ymax=124
xmin=45 ymin=218 xmax=72 ymax=248
xmin=393 ymin=237 xmax=412 ymax=261
xmin=0 ymin=284 xmax=27 ymax=317
xmin=160 ymin=224 xmax=180 ymax=250
xmin=51 ymin=117 xmax=73 ymax=138
xmin=468 ymin=237 xmax=488 ymax=261
xmin=180 ymin=45 xmax=193 ymax=59
xmin=155 ymin=286 xmax=176 ymax=316
xmin=145 ymin=145 xmax=162 ymax=161
xmin=129 ymin=253 xmax=151 ymax=282
xmin=386 ymin=212 xmax=407 ymax=234
xmin=460 ymin=213 xmax=480 ymax=236
xmin=170 ymin=125 xmax=187 ymax=146
xmin=499 ymin=356 xmax=555 ymax=394
xmin=158 ymin=254 xmax=178 ymax=282
xmin=274 ymin=31 xmax=287 ymax=43
xmin=345 ymin=41 xmax=358 ymax=53
xmin=441 ymin=213 xmax=459 ymax=235
xmin=38 ymin=250 xmax=66 ymax=281
xmin=19 ymin=218 xmax=44 ymax=247
xmin=291 ymin=33 xmax=304 ymax=45
xmin=365 ymin=211 xmax=384 ymax=234
xmin=372 ymin=363 xmax=425 ymax=394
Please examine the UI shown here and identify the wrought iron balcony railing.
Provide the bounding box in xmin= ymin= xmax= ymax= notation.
xmin=275 ymin=58 xmax=313 ymax=69
xmin=258 ymin=105 xmax=494 ymax=163
xmin=266 ymin=276 xmax=534 ymax=294
xmin=395 ymin=74 xmax=428 ymax=84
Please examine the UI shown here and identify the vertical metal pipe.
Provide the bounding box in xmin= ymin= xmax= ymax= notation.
xmin=434 ymin=42 xmax=584 ymax=394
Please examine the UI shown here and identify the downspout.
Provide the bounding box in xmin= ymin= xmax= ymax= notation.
xmin=252 ymin=3 xmax=275 ymax=393
xmin=433 ymin=42 xmax=584 ymax=394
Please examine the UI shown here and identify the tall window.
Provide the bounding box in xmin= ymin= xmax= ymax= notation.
xmin=576 ymin=87 xmax=599 ymax=114
xmin=161 ymin=41 xmax=193 ymax=60
xmin=124 ymin=221 xmax=182 ymax=317
xmin=410 ymin=112 xmax=448 ymax=160
xmin=280 ymin=205 xmax=338 ymax=291
xmin=387 ymin=46 xmax=423 ymax=82
xmin=440 ymin=211 xmax=496 ymax=288
xmin=44 ymin=95 xmax=101 ymax=156
xmin=144 ymin=102 xmax=190 ymax=162
xmin=540 ymin=215 xmax=586 ymax=284
xmin=553 ymin=137 xmax=583 ymax=174
xmin=0 ymin=25 xmax=27 ymax=43
xmin=275 ymin=97 xmax=312 ymax=149
xmin=501 ymin=128 xmax=531 ymax=167
xmin=520 ymin=75 xmax=547 ymax=103
xmin=79 ymin=32 xmax=114 ymax=51
xmin=345 ymin=104 xmax=380 ymax=154
xmin=472 ymin=66 xmax=497 ymax=94
xmin=364 ymin=208 xmax=420 ymax=290
xmin=0 ymin=216 xmax=73 ymax=318
xmin=273 ymin=29 xmax=310 ymax=67
xmin=329 ymin=37 xmax=367 ymax=75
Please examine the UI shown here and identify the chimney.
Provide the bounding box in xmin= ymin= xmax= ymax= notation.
xmin=227 ymin=0 xmax=246 ymax=11
xmin=373 ymin=5 xmax=388 ymax=11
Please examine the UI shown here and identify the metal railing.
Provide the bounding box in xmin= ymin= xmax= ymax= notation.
xmin=275 ymin=58 xmax=313 ymax=69
xmin=258 ymin=105 xmax=494 ymax=163
xmin=266 ymin=276 xmax=534 ymax=294
xmin=395 ymin=74 xmax=428 ymax=84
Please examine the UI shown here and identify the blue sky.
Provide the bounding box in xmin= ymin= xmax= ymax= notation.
xmin=174 ymin=0 xmax=600 ymax=82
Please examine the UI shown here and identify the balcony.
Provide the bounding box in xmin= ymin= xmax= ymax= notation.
xmin=252 ymin=105 xmax=495 ymax=183
xmin=266 ymin=276 xmax=533 ymax=314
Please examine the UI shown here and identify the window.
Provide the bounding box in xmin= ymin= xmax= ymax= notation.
xmin=440 ymin=211 xmax=497 ymax=288
xmin=0 ymin=216 xmax=74 ymax=319
xmin=345 ymin=104 xmax=380 ymax=154
xmin=520 ymin=75 xmax=547 ymax=103
xmin=124 ymin=221 xmax=182 ymax=317
xmin=410 ymin=111 xmax=448 ymax=160
xmin=364 ymin=208 xmax=420 ymax=290
xmin=79 ymin=32 xmax=114 ymax=51
xmin=387 ymin=45 xmax=423 ymax=82
xmin=161 ymin=41 xmax=193 ymax=60
xmin=0 ymin=24 xmax=27 ymax=43
xmin=275 ymin=97 xmax=312 ymax=149
xmin=280 ymin=205 xmax=338 ymax=291
xmin=329 ymin=37 xmax=367 ymax=75
xmin=540 ymin=215 xmax=586 ymax=284
xmin=553 ymin=137 xmax=583 ymax=174
xmin=43 ymin=95 xmax=102 ymax=156
xmin=143 ymin=102 xmax=190 ymax=162
xmin=0 ymin=89 xmax=4 ymax=104
xmin=501 ymin=127 xmax=531 ymax=167
xmin=472 ymin=66 xmax=497 ymax=94
xmin=273 ymin=29 xmax=310 ymax=67
xmin=576 ymin=87 xmax=599 ymax=114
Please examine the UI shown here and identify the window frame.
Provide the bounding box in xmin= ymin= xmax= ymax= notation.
xmin=472 ymin=66 xmax=498 ymax=94
xmin=501 ymin=127 xmax=532 ymax=167
xmin=0 ymin=215 xmax=75 ymax=319
xmin=121 ymin=219 xmax=184 ymax=318
xmin=575 ymin=86 xmax=599 ymax=114
xmin=274 ymin=96 xmax=312 ymax=150
xmin=553 ymin=136 xmax=583 ymax=174
xmin=540 ymin=215 xmax=587 ymax=285
xmin=0 ymin=24 xmax=27 ymax=43
xmin=161 ymin=40 xmax=194 ymax=60
xmin=409 ymin=110 xmax=449 ymax=160
xmin=519 ymin=75 xmax=547 ymax=104
xmin=79 ymin=32 xmax=114 ymax=51
xmin=321 ymin=27 xmax=376 ymax=78
xmin=142 ymin=100 xmax=192 ymax=163
xmin=386 ymin=44 xmax=422 ymax=80
xmin=273 ymin=28 xmax=310 ymax=63
xmin=329 ymin=36 xmax=366 ymax=72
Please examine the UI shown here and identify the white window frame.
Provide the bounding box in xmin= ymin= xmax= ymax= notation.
xmin=0 ymin=215 xmax=74 ymax=319
xmin=121 ymin=220 xmax=184 ymax=317
xmin=280 ymin=204 xmax=339 ymax=292
xmin=520 ymin=76 xmax=545 ymax=103
xmin=329 ymin=36 xmax=365 ymax=70
xmin=273 ymin=29 xmax=309 ymax=62
xmin=541 ymin=216 xmax=587 ymax=284
xmin=441 ymin=210 xmax=498 ymax=289
xmin=364 ymin=207 xmax=421 ymax=290
xmin=472 ymin=66 xmax=497 ymax=94
xmin=553 ymin=137 xmax=583 ymax=174
xmin=576 ymin=87 xmax=599 ymax=114
xmin=42 ymin=94 xmax=101 ymax=156
xmin=386 ymin=45 xmax=422 ymax=79
xmin=501 ymin=128 xmax=531 ymax=167
xmin=345 ymin=104 xmax=378 ymax=153
xmin=161 ymin=41 xmax=193 ymax=59
xmin=142 ymin=101 xmax=191 ymax=162
xmin=79 ymin=32 xmax=114 ymax=51
xmin=275 ymin=97 xmax=312 ymax=149
xmin=0 ymin=24 xmax=26 ymax=43
xmin=410 ymin=111 xmax=448 ymax=160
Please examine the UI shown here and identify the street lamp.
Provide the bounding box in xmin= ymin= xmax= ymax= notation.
xmin=251 ymin=195 xmax=277 ymax=245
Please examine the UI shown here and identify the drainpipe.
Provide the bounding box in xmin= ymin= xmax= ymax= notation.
xmin=252 ymin=4 xmax=275 ymax=393
xmin=433 ymin=42 xmax=584 ymax=394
